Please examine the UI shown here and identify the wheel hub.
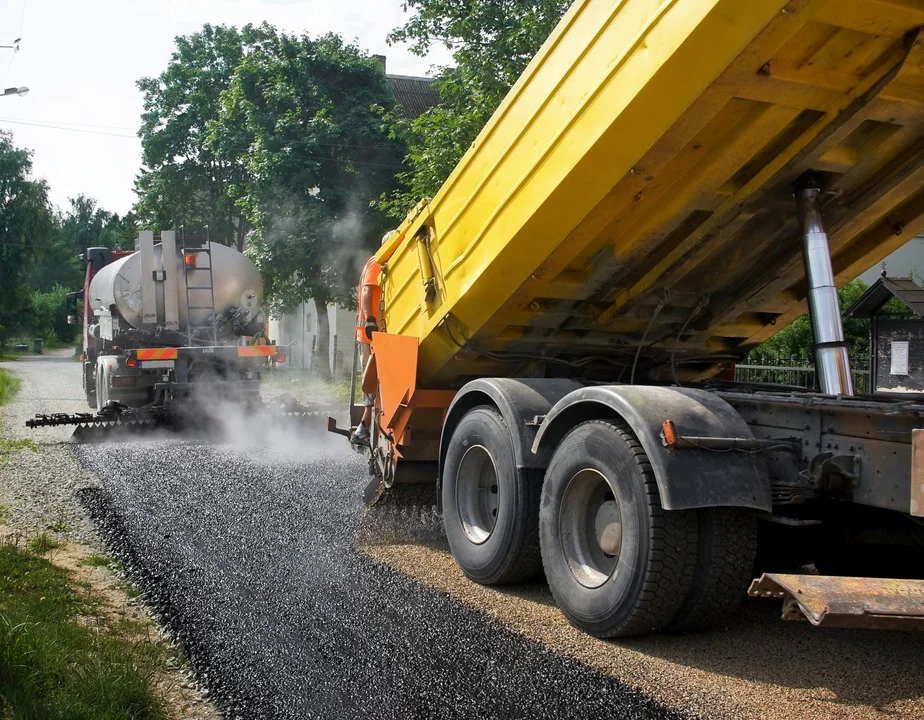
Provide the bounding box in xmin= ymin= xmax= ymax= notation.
xmin=594 ymin=501 xmax=622 ymax=556
xmin=559 ymin=468 xmax=621 ymax=588
xmin=456 ymin=444 xmax=499 ymax=545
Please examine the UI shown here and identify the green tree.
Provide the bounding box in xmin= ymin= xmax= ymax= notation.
xmin=0 ymin=131 xmax=55 ymax=344
xmin=27 ymin=285 xmax=78 ymax=344
xmin=384 ymin=0 xmax=570 ymax=213
xmin=32 ymin=196 xmax=137 ymax=293
xmin=217 ymin=31 xmax=406 ymax=377
xmin=135 ymin=24 xmax=273 ymax=249
xmin=753 ymin=279 xmax=871 ymax=363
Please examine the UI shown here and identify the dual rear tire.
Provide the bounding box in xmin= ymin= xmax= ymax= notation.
xmin=441 ymin=406 xmax=543 ymax=584
xmin=442 ymin=411 xmax=757 ymax=637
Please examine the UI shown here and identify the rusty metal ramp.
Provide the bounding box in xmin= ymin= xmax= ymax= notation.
xmin=749 ymin=573 xmax=924 ymax=630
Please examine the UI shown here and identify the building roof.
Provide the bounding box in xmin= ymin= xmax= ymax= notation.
xmin=844 ymin=275 xmax=924 ymax=319
xmin=386 ymin=74 xmax=439 ymax=119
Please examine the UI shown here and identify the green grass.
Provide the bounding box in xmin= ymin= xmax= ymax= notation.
xmin=0 ymin=438 xmax=36 ymax=462
xmin=262 ymin=369 xmax=354 ymax=404
xmin=0 ymin=346 xmax=27 ymax=362
xmin=79 ymin=553 xmax=112 ymax=568
xmin=0 ymin=545 xmax=168 ymax=719
xmin=0 ymin=369 xmax=35 ymax=463
xmin=0 ymin=369 xmax=21 ymax=405
xmin=48 ymin=519 xmax=69 ymax=533
xmin=27 ymin=533 xmax=62 ymax=554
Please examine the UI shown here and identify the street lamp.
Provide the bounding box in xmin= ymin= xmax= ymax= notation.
xmin=2 ymin=86 xmax=29 ymax=97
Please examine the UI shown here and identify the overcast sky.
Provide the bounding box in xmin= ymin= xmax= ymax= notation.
xmin=0 ymin=0 xmax=452 ymax=216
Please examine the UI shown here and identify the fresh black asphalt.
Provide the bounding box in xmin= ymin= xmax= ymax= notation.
xmin=76 ymin=437 xmax=683 ymax=719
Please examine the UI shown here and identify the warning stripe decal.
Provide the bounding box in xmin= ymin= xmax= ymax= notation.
xmin=237 ymin=345 xmax=276 ymax=358
xmin=137 ymin=348 xmax=178 ymax=361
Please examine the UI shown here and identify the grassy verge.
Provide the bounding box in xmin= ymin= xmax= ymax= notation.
xmin=0 ymin=335 xmax=74 ymax=361
xmin=262 ymin=368 xmax=354 ymax=404
xmin=0 ymin=369 xmax=21 ymax=406
xmin=0 ymin=368 xmax=33 ymax=460
xmin=0 ymin=543 xmax=168 ymax=719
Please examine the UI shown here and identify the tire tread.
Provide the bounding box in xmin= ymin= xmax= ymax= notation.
xmin=667 ymin=507 xmax=757 ymax=632
xmin=545 ymin=419 xmax=698 ymax=638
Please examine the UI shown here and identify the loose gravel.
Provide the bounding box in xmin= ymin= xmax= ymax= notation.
xmin=0 ymin=352 xmax=101 ymax=544
xmin=1 ymin=352 xmax=219 ymax=719
xmin=76 ymin=439 xmax=681 ymax=720
xmin=365 ymin=544 xmax=924 ymax=720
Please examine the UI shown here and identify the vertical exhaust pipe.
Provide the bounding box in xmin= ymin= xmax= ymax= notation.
xmin=795 ymin=176 xmax=853 ymax=396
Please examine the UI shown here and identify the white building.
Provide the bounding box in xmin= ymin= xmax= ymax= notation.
xmin=269 ymin=302 xmax=357 ymax=378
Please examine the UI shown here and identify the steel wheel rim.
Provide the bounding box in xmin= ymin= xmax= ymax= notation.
xmin=559 ymin=468 xmax=622 ymax=588
xmin=456 ymin=444 xmax=499 ymax=544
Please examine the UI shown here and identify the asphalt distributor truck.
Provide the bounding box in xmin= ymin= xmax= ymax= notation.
xmin=329 ymin=0 xmax=924 ymax=637
xmin=29 ymin=230 xmax=284 ymax=439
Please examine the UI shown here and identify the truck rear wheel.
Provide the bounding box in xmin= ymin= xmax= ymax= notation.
xmin=539 ymin=419 xmax=697 ymax=638
xmin=442 ymin=406 xmax=542 ymax=584
xmin=666 ymin=507 xmax=757 ymax=631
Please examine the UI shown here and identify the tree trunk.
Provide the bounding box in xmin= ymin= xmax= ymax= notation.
xmin=313 ymin=296 xmax=332 ymax=382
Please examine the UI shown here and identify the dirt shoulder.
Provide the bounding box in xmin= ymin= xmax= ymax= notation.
xmin=363 ymin=540 xmax=924 ymax=720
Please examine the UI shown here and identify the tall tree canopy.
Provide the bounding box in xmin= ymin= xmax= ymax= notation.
xmin=385 ymin=0 xmax=570 ymax=211
xmin=0 ymin=131 xmax=55 ymax=342
xmin=32 ymin=196 xmax=137 ymax=293
xmin=220 ymin=32 xmax=404 ymax=308
xmin=215 ymin=31 xmax=406 ymax=375
xmin=135 ymin=24 xmax=272 ymax=250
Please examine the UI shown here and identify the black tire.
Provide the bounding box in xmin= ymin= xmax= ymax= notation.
xmin=666 ymin=507 xmax=757 ymax=632
xmin=442 ymin=406 xmax=542 ymax=584
xmin=539 ymin=419 xmax=698 ymax=638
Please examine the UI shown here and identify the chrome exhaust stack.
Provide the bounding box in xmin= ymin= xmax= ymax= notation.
xmin=795 ymin=176 xmax=853 ymax=396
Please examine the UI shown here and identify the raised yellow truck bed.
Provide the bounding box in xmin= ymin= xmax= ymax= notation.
xmin=378 ymin=0 xmax=924 ymax=387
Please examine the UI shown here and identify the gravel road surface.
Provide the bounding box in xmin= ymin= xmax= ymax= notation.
xmin=0 ymin=351 xmax=100 ymax=543
xmin=1 ymin=353 xmax=219 ymax=718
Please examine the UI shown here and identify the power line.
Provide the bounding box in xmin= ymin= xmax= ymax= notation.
xmin=0 ymin=115 xmax=137 ymax=132
xmin=0 ymin=118 xmax=137 ymax=138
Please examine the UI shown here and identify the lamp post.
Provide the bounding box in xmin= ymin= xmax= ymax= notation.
xmin=1 ymin=86 xmax=29 ymax=97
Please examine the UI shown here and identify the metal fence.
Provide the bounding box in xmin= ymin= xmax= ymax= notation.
xmin=735 ymin=355 xmax=870 ymax=393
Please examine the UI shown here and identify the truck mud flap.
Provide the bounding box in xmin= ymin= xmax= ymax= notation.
xmin=749 ymin=573 xmax=924 ymax=630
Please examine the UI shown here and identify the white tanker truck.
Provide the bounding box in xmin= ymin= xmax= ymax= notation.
xmin=29 ymin=230 xmax=287 ymax=439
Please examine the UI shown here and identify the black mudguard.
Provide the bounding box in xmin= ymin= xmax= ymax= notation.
xmin=532 ymin=385 xmax=772 ymax=512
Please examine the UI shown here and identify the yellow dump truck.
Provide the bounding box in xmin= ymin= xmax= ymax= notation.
xmin=330 ymin=0 xmax=924 ymax=637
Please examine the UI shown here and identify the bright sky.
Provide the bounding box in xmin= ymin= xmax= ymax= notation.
xmin=0 ymin=0 xmax=452 ymax=216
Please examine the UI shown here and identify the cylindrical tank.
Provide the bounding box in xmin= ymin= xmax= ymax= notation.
xmin=89 ymin=242 xmax=264 ymax=333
